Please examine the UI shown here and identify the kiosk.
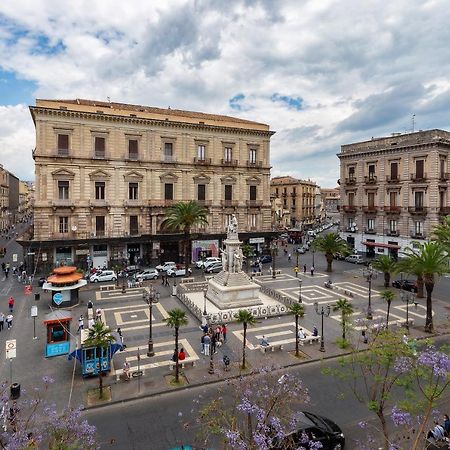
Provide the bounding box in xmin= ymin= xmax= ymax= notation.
xmin=43 ymin=310 xmax=72 ymax=357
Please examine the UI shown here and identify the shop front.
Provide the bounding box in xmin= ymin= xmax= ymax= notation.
xmin=191 ymin=239 xmax=219 ymax=264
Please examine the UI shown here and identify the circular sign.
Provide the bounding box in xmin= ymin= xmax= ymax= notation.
xmin=53 ymin=293 xmax=64 ymax=305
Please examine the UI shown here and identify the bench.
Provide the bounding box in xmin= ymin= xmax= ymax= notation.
xmin=116 ymin=368 xmax=145 ymax=381
xmin=396 ymin=318 xmax=415 ymax=328
xmin=169 ymin=359 xmax=196 ymax=370
xmin=268 ymin=269 xmax=282 ymax=275
xmin=260 ymin=343 xmax=284 ymax=353
xmin=299 ymin=335 xmax=321 ymax=345
xmin=100 ymin=284 xmax=116 ymax=291
xmin=180 ymin=277 xmax=195 ymax=284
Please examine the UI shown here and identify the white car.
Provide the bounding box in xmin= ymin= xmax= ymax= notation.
xmin=155 ymin=261 xmax=177 ymax=272
xmin=90 ymin=270 xmax=117 ymax=282
xmin=345 ymin=255 xmax=365 ymax=264
xmin=205 ymin=262 xmax=223 ymax=273
xmin=136 ymin=268 xmax=159 ymax=281
xmin=166 ymin=265 xmax=193 ymax=277
xmin=195 ymin=257 xmax=220 ymax=269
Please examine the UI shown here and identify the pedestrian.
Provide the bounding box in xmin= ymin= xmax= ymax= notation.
xmin=117 ymin=327 xmax=124 ymax=347
xmin=77 ymin=315 xmax=84 ymax=333
xmin=123 ymin=361 xmax=131 ymax=380
xmin=201 ymin=333 xmax=206 ymax=354
xmin=164 ymin=274 xmax=169 ymax=286
xmin=222 ymin=323 xmax=227 ymax=343
xmin=260 ymin=335 xmax=270 ymax=347
xmin=288 ymin=253 xmax=291 ymax=261
xmin=211 ymin=333 xmax=217 ymax=354
xmin=443 ymin=413 xmax=450 ymax=436
xmin=310 ymin=265 xmax=315 ymax=276
xmin=171 ymin=349 xmax=178 ymax=362
xmin=215 ymin=325 xmax=222 ymax=342
xmin=95 ymin=308 xmax=102 ymax=322
xmin=223 ymin=354 xmax=230 ymax=371
xmin=0 ymin=312 xmax=4 ymax=331
xmin=303 ymin=264 xmax=307 ymax=274
xmin=8 ymin=296 xmax=14 ymax=313
xmin=88 ymin=317 xmax=95 ymax=328
xmin=203 ymin=333 xmax=211 ymax=356
xmin=178 ymin=348 xmax=186 ymax=361
xmin=161 ymin=273 xmax=165 ymax=285
xmin=312 ymin=326 xmax=318 ymax=337
xmin=6 ymin=314 xmax=13 ymax=330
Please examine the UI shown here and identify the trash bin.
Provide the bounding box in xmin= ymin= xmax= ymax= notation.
xmin=34 ymin=293 xmax=40 ymax=301
xmin=10 ymin=383 xmax=20 ymax=400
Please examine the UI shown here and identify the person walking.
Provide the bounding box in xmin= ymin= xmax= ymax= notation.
xmin=164 ymin=275 xmax=169 ymax=286
xmin=201 ymin=333 xmax=206 ymax=354
xmin=222 ymin=323 xmax=227 ymax=343
xmin=77 ymin=315 xmax=84 ymax=333
xmin=303 ymin=264 xmax=307 ymax=274
xmin=8 ymin=296 xmax=14 ymax=313
xmin=6 ymin=314 xmax=13 ymax=330
xmin=123 ymin=361 xmax=131 ymax=381
xmin=95 ymin=308 xmax=102 ymax=323
xmin=0 ymin=312 xmax=4 ymax=331
xmin=310 ymin=265 xmax=315 ymax=276
xmin=288 ymin=253 xmax=291 ymax=261
xmin=211 ymin=333 xmax=217 ymax=355
xmin=203 ymin=333 xmax=211 ymax=356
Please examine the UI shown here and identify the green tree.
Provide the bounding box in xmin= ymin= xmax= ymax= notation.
xmin=431 ymin=214 xmax=450 ymax=249
xmin=396 ymin=255 xmax=425 ymax=299
xmin=164 ymin=201 xmax=209 ymax=276
xmin=163 ymin=308 xmax=188 ymax=383
xmin=235 ymin=309 xmax=256 ymax=369
xmin=372 ymin=255 xmax=397 ymax=288
xmin=332 ymin=298 xmax=354 ymax=340
xmin=380 ymin=289 xmax=395 ymax=329
xmin=289 ymin=302 xmax=305 ymax=357
xmin=83 ymin=321 xmax=116 ymax=399
xmin=399 ymin=241 xmax=449 ymax=332
xmin=241 ymin=243 xmax=254 ymax=274
xmin=311 ymin=232 xmax=349 ymax=272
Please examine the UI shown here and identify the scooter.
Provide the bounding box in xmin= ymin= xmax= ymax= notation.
xmin=324 ymin=280 xmax=333 ymax=289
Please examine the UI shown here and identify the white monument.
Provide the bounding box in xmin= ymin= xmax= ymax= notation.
xmin=205 ymin=214 xmax=262 ymax=308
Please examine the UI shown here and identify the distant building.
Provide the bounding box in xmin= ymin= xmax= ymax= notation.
xmin=0 ymin=164 xmax=20 ymax=230
xmin=321 ymin=187 xmax=340 ymax=216
xmin=338 ymin=129 xmax=450 ymax=258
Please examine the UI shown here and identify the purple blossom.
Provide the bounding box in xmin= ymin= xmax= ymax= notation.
xmin=391 ymin=406 xmax=412 ymax=427
xmin=418 ymin=349 xmax=450 ymax=378
xmin=394 ymin=356 xmax=413 ymax=374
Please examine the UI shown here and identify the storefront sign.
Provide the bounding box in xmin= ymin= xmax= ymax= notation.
xmin=249 ymin=237 xmax=265 ymax=244
xmin=75 ymin=249 xmax=90 ymax=255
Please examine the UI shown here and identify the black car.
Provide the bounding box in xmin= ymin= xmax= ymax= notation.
xmin=392 ymin=279 xmax=418 ymax=293
xmin=252 ymin=255 xmax=273 ymax=266
xmin=273 ymin=411 xmax=345 ymax=449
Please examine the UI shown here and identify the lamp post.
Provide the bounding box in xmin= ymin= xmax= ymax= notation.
xmin=143 ymin=286 xmax=160 ymax=357
xmin=203 ymin=288 xmax=208 ymax=316
xmin=270 ymin=240 xmax=278 ymax=279
xmin=298 ymin=278 xmax=302 ymax=303
xmin=312 ymin=248 xmax=315 ymax=267
xmin=314 ymin=302 xmax=331 ymax=352
xmin=209 ymin=336 xmax=215 ymax=374
xmin=296 ymin=248 xmax=299 ymax=276
xmin=362 ymin=264 xmax=376 ymax=320
xmin=400 ymin=291 xmax=417 ymax=333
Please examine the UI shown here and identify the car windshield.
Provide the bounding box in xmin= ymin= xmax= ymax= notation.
xmin=303 ymin=412 xmax=329 ymax=429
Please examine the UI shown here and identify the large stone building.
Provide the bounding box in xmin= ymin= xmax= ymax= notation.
xmin=270 ymin=176 xmax=319 ymax=229
xmin=0 ymin=164 xmax=20 ymax=231
xmin=338 ymin=129 xmax=450 ymax=258
xmin=27 ymin=99 xmax=275 ymax=269
xmin=321 ymin=187 xmax=340 ymax=217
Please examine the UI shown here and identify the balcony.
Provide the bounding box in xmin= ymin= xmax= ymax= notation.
xmin=385 ymin=230 xmax=400 ymax=237
xmin=148 ymin=199 xmax=176 ymax=207
xmin=344 ymin=227 xmax=357 ymax=233
xmin=408 ymin=206 xmax=428 ymax=215
xmin=51 ymin=200 xmax=75 ymax=211
xmin=194 ymin=157 xmax=212 ymax=165
xmin=197 ymin=200 xmax=213 ymax=206
xmin=123 ymin=199 xmax=145 ymax=209
xmin=163 ymin=155 xmax=177 ymax=164
xmin=383 ymin=206 xmax=401 ymax=214
xmin=221 ymin=159 xmax=238 ymax=167
xmin=386 ymin=175 xmax=400 ymax=183
xmin=364 ymin=228 xmax=376 ymax=234
xmin=362 ymin=205 xmax=378 ymax=213
xmin=440 ymin=172 xmax=450 ymax=181
xmin=410 ymin=173 xmax=427 ymax=182
xmin=221 ymin=200 xmax=239 ymax=207
xmin=344 ymin=177 xmax=356 ymax=185
xmin=439 ymin=206 xmax=450 ymax=215
xmin=342 ymin=205 xmax=357 ymax=213
xmin=246 ymin=200 xmax=263 ymax=207
xmin=290 ymin=192 xmax=297 ymax=197
xmin=410 ymin=231 xmax=426 ymax=240
xmin=55 ymin=149 xmax=70 ymax=157
xmin=282 ymin=192 xmax=288 ymax=197
xmin=364 ymin=175 xmax=377 ymax=184
xmin=246 ymin=160 xmax=262 ymax=168
xmin=89 ymin=200 xmax=110 ymax=210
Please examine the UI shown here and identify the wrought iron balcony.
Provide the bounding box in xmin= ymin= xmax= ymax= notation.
xmin=408 ymin=206 xmax=428 ymax=215
xmin=410 ymin=173 xmax=427 ymax=182
xmin=440 ymin=172 xmax=450 ymax=181
xmin=163 ymin=155 xmax=178 ymax=163
xmin=344 ymin=177 xmax=356 ymax=185
xmin=439 ymin=206 xmax=450 ymax=215
xmin=221 ymin=200 xmax=239 ymax=207
xmin=410 ymin=231 xmax=426 ymax=239
xmin=362 ymin=205 xmax=378 ymax=213
xmin=246 ymin=160 xmax=262 ymax=167
xmin=363 ymin=228 xmax=376 ymax=234
xmin=383 ymin=206 xmax=401 ymax=214
xmin=386 ymin=175 xmax=400 ymax=183
xmin=344 ymin=227 xmax=357 ymax=233
xmin=221 ymin=159 xmax=238 ymax=166
xmin=194 ymin=157 xmax=212 ymax=165
xmin=384 ymin=229 xmax=400 ymax=236
xmin=364 ymin=175 xmax=377 ymax=184
xmin=246 ymin=200 xmax=263 ymax=207
xmin=342 ymin=205 xmax=357 ymax=213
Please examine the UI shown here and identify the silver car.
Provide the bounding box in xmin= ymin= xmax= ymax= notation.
xmin=136 ymin=268 xmax=159 ymax=281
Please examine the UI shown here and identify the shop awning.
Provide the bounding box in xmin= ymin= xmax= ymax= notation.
xmin=362 ymin=241 xmax=400 ymax=249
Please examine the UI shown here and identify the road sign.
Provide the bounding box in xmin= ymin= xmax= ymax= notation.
xmin=6 ymin=340 xmax=16 ymax=359
xmin=12 ymin=254 xmax=17 ymax=262
xmin=31 ymin=305 xmax=38 ymax=317
xmin=53 ymin=293 xmax=63 ymax=306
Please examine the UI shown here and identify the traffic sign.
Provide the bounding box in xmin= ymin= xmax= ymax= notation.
xmin=31 ymin=305 xmax=38 ymax=317
xmin=53 ymin=293 xmax=63 ymax=305
xmin=12 ymin=254 xmax=17 ymax=262
xmin=6 ymin=340 xmax=16 ymax=359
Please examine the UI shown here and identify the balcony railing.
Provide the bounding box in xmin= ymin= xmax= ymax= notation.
xmin=246 ymin=200 xmax=263 ymax=207
xmin=51 ymin=200 xmax=75 ymax=210
xmin=148 ymin=199 xmax=176 ymax=207
xmin=197 ymin=200 xmax=213 ymax=206
xmin=411 ymin=173 xmax=427 ymax=182
xmin=50 ymin=230 xmax=135 ymax=240
xmin=344 ymin=227 xmax=357 ymax=233
xmin=123 ymin=199 xmax=144 ymax=208
xmin=439 ymin=206 xmax=450 ymax=215
xmin=410 ymin=231 xmax=426 ymax=239
xmin=440 ymin=172 xmax=450 ymax=181
xmin=221 ymin=200 xmax=239 ymax=207
xmin=342 ymin=205 xmax=357 ymax=213
xmin=344 ymin=177 xmax=356 ymax=185
xmin=383 ymin=206 xmax=401 ymax=214
xmin=246 ymin=160 xmax=262 ymax=167
xmin=55 ymin=149 xmax=70 ymax=157
xmin=89 ymin=200 xmax=109 ymax=209
xmin=364 ymin=228 xmax=376 ymax=234
xmin=362 ymin=205 xmax=378 ymax=213
xmin=385 ymin=230 xmax=400 ymax=236
xmin=364 ymin=175 xmax=377 ymax=184
xmin=408 ymin=206 xmax=428 ymax=215
xmin=194 ymin=157 xmax=212 ymax=165
xmin=386 ymin=175 xmax=400 ymax=183
xmin=163 ymin=155 xmax=177 ymax=163
xmin=221 ymin=159 xmax=238 ymax=166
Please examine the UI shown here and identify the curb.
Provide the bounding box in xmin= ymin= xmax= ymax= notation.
xmin=84 ymin=331 xmax=450 ymax=411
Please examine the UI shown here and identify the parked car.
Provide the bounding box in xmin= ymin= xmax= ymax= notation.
xmin=155 ymin=261 xmax=177 ymax=272
xmin=166 ymin=265 xmax=193 ymax=277
xmin=136 ymin=268 xmax=159 ymax=281
xmin=205 ymin=262 xmax=223 ymax=273
xmin=297 ymin=246 xmax=306 ymax=254
xmin=196 ymin=257 xmax=221 ymax=269
xmin=125 ymin=265 xmax=140 ymax=274
xmin=344 ymin=254 xmax=365 ymax=264
xmin=334 ymin=252 xmax=347 ymax=261
xmin=273 ymin=411 xmax=345 ymax=449
xmin=89 ymin=270 xmax=117 ymax=283
xmin=392 ymin=279 xmax=418 ymax=293
xmin=252 ymin=255 xmax=273 ymax=267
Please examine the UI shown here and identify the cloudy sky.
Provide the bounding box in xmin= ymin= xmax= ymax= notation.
xmin=1 ymin=0 xmax=450 ymax=187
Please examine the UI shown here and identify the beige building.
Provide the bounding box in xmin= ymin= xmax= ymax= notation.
xmin=19 ymin=180 xmax=33 ymax=220
xmin=27 ymin=98 xmax=275 ymax=268
xmin=321 ymin=187 xmax=340 ymax=216
xmin=0 ymin=165 xmax=8 ymax=230
xmin=270 ymin=176 xmax=318 ymax=229
xmin=338 ymin=129 xmax=450 ymax=258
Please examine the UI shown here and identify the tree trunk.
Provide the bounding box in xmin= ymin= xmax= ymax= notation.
xmin=295 ymin=315 xmax=299 ymax=357
xmin=384 ymin=272 xmax=390 ymax=288
xmin=174 ymin=327 xmax=180 ymax=382
xmin=342 ymin=312 xmax=346 ymax=340
xmin=386 ymin=301 xmax=391 ymax=329
xmin=377 ymin=410 xmax=390 ymax=450
xmin=326 ymin=254 xmax=333 ymax=272
xmin=184 ymin=229 xmax=190 ymax=278
xmin=242 ymin=323 xmax=247 ymax=369
xmin=424 ymin=282 xmax=434 ymax=333
xmin=416 ymin=274 xmax=424 ymax=298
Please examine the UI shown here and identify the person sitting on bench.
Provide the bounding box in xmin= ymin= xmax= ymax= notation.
xmin=312 ymin=326 xmax=319 ymax=337
xmin=298 ymin=328 xmax=307 ymax=341
xmin=260 ymin=336 xmax=270 ymax=347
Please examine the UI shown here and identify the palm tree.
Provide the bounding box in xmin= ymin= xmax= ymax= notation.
xmin=396 ymin=255 xmax=425 ymax=299
xmin=235 ymin=310 xmax=256 ymax=369
xmin=311 ymin=232 xmax=349 ymax=272
xmin=164 ymin=201 xmax=209 ymax=276
xmin=372 ymin=255 xmax=397 ymax=288
xmin=432 ymin=215 xmax=450 ymax=249
xmin=380 ymin=289 xmax=395 ymax=329
xmin=400 ymin=242 xmax=449 ymax=332
xmin=163 ymin=308 xmax=188 ymax=382
xmin=289 ymin=303 xmax=305 ymax=357
xmin=332 ymin=298 xmax=354 ymax=340
xmin=83 ymin=321 xmax=115 ymax=399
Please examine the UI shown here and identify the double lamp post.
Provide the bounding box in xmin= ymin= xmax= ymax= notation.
xmin=143 ymin=285 xmax=160 ymax=357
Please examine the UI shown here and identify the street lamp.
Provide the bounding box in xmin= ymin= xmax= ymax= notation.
xmin=298 ymin=278 xmax=302 ymax=303
xmin=208 ymin=337 xmax=215 ymax=374
xmin=314 ymin=302 xmax=331 ymax=352
xmin=270 ymin=240 xmax=278 ymax=279
xmin=312 ymin=248 xmax=315 ymax=267
xmin=296 ymin=248 xmax=299 ymax=276
xmin=143 ymin=286 xmax=160 ymax=357
xmin=400 ymin=291 xmax=417 ymax=334
xmin=203 ymin=288 xmax=208 ymax=316
xmin=362 ymin=264 xmax=376 ymax=320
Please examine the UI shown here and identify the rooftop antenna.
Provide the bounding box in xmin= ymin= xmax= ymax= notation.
xmin=107 ymin=96 xmax=111 ymax=103
xmin=411 ymin=114 xmax=415 ymax=132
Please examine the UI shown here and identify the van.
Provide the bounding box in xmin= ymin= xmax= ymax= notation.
xmin=344 ymin=255 xmax=364 ymax=264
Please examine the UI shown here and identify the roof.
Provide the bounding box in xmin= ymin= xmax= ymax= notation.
xmin=33 ymin=98 xmax=271 ymax=131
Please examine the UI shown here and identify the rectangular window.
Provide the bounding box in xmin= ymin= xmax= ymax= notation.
xmin=249 ymin=214 xmax=257 ymax=228
xmin=95 ymin=182 xmax=105 ymax=200
xmin=348 ymin=166 xmax=355 ymax=178
xmin=367 ymin=218 xmax=375 ymax=231
xmin=128 ymin=182 xmax=139 ymax=200
xmin=197 ymin=184 xmax=206 ymax=201
xmin=58 ymin=181 xmax=69 ymax=200
xmin=348 ymin=192 xmax=355 ymax=206
xmin=368 ymin=164 xmax=375 ymax=178
xmin=414 ymin=191 xmax=424 ymax=208
xmin=249 ymin=185 xmax=257 ymax=201
xmin=390 ymin=162 xmax=398 ymax=179
xmin=347 ymin=217 xmax=354 ymax=228
xmin=96 ymin=216 xmax=105 ymax=236
xmin=249 ymin=148 xmax=257 ymax=164
xmin=197 ymin=144 xmax=206 ymax=160
xmin=59 ymin=217 xmax=69 ymax=233
xmin=390 ymin=192 xmax=397 ymax=207
xmin=367 ymin=192 xmax=375 ymax=207
xmin=225 ymin=214 xmax=233 ymax=227
xmin=389 ymin=219 xmax=397 ymax=232
xmin=225 ymin=185 xmax=232 ymax=201
xmin=95 ymin=137 xmax=105 ymax=158
xmin=224 ymin=147 xmax=232 ymax=162
xmin=164 ymin=143 xmax=173 ymax=157
xmin=440 ymin=191 xmax=445 ymax=208
xmin=57 ymin=134 xmax=69 ymax=155
xmin=128 ymin=140 xmax=138 ymax=160
xmin=164 ymin=183 xmax=173 ymax=200
xmin=129 ymin=215 xmax=139 ymax=235
xmin=415 ymin=159 xmax=424 ymax=178
xmin=414 ymin=221 xmax=423 ymax=235
xmin=275 ymin=188 xmax=279 ymax=196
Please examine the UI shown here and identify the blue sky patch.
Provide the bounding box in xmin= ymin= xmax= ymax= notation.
xmin=0 ymin=70 xmax=36 ymax=105
xmin=229 ymin=93 xmax=246 ymax=111
xmin=271 ymin=93 xmax=303 ymax=111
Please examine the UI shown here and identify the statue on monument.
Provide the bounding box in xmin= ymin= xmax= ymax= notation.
xmin=219 ymin=247 xmax=228 ymax=269
xmin=233 ymin=248 xmax=243 ymax=272
xmin=227 ymin=214 xmax=238 ymax=235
